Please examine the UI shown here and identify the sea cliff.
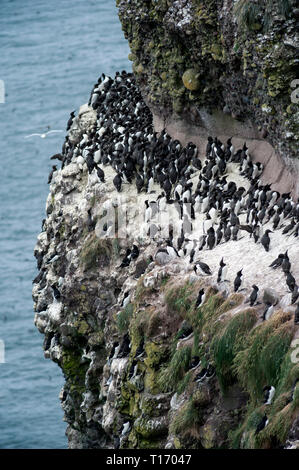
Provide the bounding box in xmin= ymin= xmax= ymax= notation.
xmin=32 ymin=0 xmax=299 ymax=449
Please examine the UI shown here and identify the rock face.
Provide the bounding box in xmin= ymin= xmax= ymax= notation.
xmin=32 ymin=2 xmax=299 ymax=449
xmin=117 ymin=0 xmax=299 ymax=197
xmin=33 ymin=69 xmax=298 ymax=449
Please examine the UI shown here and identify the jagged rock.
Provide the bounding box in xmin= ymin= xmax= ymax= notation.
xmin=33 ymin=25 xmax=298 ymax=448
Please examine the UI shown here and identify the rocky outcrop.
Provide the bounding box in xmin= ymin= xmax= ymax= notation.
xmin=33 ymin=1 xmax=299 ymax=449
xmin=33 ymin=72 xmax=298 ymax=448
xmin=117 ymin=0 xmax=299 ymax=197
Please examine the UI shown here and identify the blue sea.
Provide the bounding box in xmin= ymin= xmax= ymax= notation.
xmin=0 ymin=0 xmax=130 ymax=448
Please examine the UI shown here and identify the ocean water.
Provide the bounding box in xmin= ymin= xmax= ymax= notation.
xmin=0 ymin=0 xmax=130 ymax=448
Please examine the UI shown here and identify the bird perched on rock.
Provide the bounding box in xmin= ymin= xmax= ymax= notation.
xmin=249 ymin=284 xmax=259 ymax=306
xmin=120 ymin=248 xmax=132 ymax=268
xmin=117 ymin=333 xmax=131 ymax=358
xmin=282 ymin=251 xmax=291 ymax=273
xmin=189 ymin=356 xmax=201 ymax=370
xmin=217 ymin=258 xmax=227 ymax=283
xmin=177 ymin=322 xmax=193 ymax=341
xmin=194 ymin=368 xmax=208 ymax=383
xmin=207 ymin=227 xmax=216 ymax=250
xmin=48 ymin=165 xmax=57 ymax=184
xmin=113 ymin=173 xmax=122 ymax=192
xmin=66 ymin=110 xmax=75 ymax=130
xmin=134 ymin=339 xmax=145 ymax=359
xmin=285 ymin=271 xmax=296 ymax=292
xmin=269 ymin=253 xmax=284 ymax=269
xmin=96 ymin=166 xmax=105 ymax=182
xmin=121 ymin=291 xmax=131 ymax=309
xmin=263 ymin=386 xmax=275 ymax=405
xmin=262 ymin=302 xmax=274 ymax=321
xmin=255 ymin=415 xmax=268 ymax=435
xmin=87 ymin=208 xmax=95 ymax=232
xmin=51 ymin=284 xmax=61 ymax=300
xmin=234 ymin=269 xmax=243 ymax=292
xmin=193 ymin=261 xmax=212 ymax=276
xmin=260 ymin=229 xmax=273 ymax=252
xmin=195 ymin=288 xmax=206 ymax=308
xmin=130 ymin=244 xmax=139 ymax=261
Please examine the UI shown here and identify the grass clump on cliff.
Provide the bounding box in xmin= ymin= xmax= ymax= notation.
xmin=211 ymin=309 xmax=258 ymax=392
xmin=117 ymin=303 xmax=134 ymax=333
xmin=79 ymin=233 xmax=112 ymax=271
xmin=158 ymin=346 xmax=192 ymax=392
xmin=61 ymin=349 xmax=88 ymax=397
xmin=233 ymin=311 xmax=293 ymax=403
xmin=234 ymin=0 xmax=293 ymax=31
xmin=170 ymin=391 xmax=206 ymax=437
xmin=193 ymin=290 xmax=227 ymax=339
xmin=165 ymin=282 xmax=195 ymax=318
xmin=230 ymin=339 xmax=298 ymax=449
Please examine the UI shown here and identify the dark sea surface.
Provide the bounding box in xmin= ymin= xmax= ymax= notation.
xmin=0 ymin=0 xmax=130 ymax=448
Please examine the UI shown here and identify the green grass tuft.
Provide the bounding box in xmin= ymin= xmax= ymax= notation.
xmin=117 ymin=303 xmax=134 ymax=333
xmin=233 ymin=312 xmax=293 ymax=402
xmin=158 ymin=346 xmax=192 ymax=392
xmin=234 ymin=0 xmax=293 ymax=32
xmin=170 ymin=392 xmax=205 ymax=435
xmin=211 ymin=309 xmax=258 ymax=392
xmin=165 ymin=282 xmax=194 ymax=318
xmin=79 ymin=233 xmax=112 ymax=271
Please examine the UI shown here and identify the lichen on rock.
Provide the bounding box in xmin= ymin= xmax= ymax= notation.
xmin=32 ymin=2 xmax=299 ymax=450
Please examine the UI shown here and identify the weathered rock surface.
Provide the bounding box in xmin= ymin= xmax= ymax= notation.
xmin=117 ymin=0 xmax=299 ymax=197
xmin=32 ymin=1 xmax=299 ymax=449
xmin=33 ymin=95 xmax=298 ymax=449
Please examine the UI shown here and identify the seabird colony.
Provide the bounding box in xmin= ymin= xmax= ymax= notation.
xmin=50 ymin=71 xmax=299 ymax=323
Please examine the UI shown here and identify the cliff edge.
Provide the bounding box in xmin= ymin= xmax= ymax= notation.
xmin=117 ymin=0 xmax=299 ymax=197
xmin=32 ymin=1 xmax=299 ymax=449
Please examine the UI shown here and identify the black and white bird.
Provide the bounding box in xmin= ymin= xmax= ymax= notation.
xmin=117 ymin=333 xmax=131 ymax=358
xmin=285 ymin=271 xmax=296 ymax=292
xmin=113 ymin=173 xmax=122 ymax=192
xmin=135 ymin=339 xmax=145 ymax=359
xmin=195 ymin=288 xmax=206 ymax=308
xmin=262 ymin=302 xmax=274 ymax=321
xmin=97 ymin=166 xmax=105 ymax=182
xmin=281 ymin=251 xmax=291 ymax=273
xmin=249 ymin=284 xmax=259 ymax=306
xmin=217 ymin=258 xmax=227 ymax=283
xmin=66 ymin=110 xmax=75 ymax=130
xmin=269 ymin=253 xmax=284 ymax=269
xmin=48 ymin=165 xmax=57 ymax=184
xmin=255 ymin=414 xmax=269 ymax=435
xmin=193 ymin=261 xmax=212 ymax=276
xmin=130 ymin=244 xmax=140 ymax=260
xmin=260 ymin=229 xmax=273 ymax=252
xmin=120 ymin=248 xmax=132 ymax=268
xmin=119 ymin=289 xmax=130 ymax=309
xmin=234 ymin=269 xmax=243 ymax=292
xmin=207 ymin=227 xmax=216 ymax=250
xmin=189 ymin=356 xmax=201 ymax=370
xmin=51 ymin=284 xmax=61 ymax=300
xmin=263 ymin=385 xmax=275 ymax=405
xmin=194 ymin=368 xmax=208 ymax=383
xmin=177 ymin=323 xmax=193 ymax=341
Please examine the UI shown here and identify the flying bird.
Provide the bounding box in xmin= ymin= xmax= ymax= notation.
xmin=25 ymin=130 xmax=63 ymax=139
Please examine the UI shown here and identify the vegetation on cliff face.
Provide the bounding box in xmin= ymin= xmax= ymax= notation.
xmin=32 ymin=6 xmax=298 ymax=447
xmin=107 ymin=275 xmax=298 ymax=448
xmin=117 ymin=0 xmax=298 ymax=159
